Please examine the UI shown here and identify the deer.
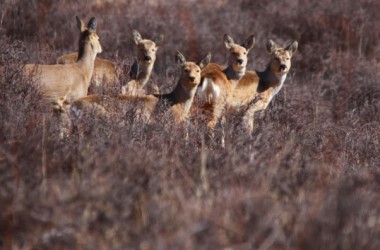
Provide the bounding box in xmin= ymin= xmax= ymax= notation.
xmin=69 ymin=51 xmax=211 ymax=129
xmin=231 ymin=39 xmax=298 ymax=133
xmin=23 ymin=16 xmax=102 ymax=106
xmin=121 ymin=30 xmax=164 ymax=95
xmin=195 ymin=34 xmax=255 ymax=129
xmin=57 ymin=30 xmax=163 ymax=95
xmin=57 ymin=52 xmax=115 ymax=89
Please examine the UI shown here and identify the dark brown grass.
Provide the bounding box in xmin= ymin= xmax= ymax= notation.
xmin=1 ymin=0 xmax=380 ymax=249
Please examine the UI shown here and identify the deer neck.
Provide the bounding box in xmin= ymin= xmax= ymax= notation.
xmin=223 ymin=65 xmax=245 ymax=86
xmin=257 ymin=65 xmax=288 ymax=98
xmin=136 ymin=60 xmax=154 ymax=89
xmin=76 ymin=42 xmax=96 ymax=77
xmin=260 ymin=65 xmax=287 ymax=86
xmin=160 ymin=77 xmax=197 ymax=115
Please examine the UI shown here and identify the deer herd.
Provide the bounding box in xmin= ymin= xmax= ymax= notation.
xmin=20 ymin=16 xmax=298 ymax=138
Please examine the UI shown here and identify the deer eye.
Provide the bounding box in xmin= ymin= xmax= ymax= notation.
xmin=243 ymin=52 xmax=247 ymax=55
xmin=196 ymin=70 xmax=200 ymax=73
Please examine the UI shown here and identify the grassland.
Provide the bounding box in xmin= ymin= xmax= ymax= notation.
xmin=1 ymin=0 xmax=380 ymax=249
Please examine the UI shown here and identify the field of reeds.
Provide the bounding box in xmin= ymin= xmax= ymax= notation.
xmin=1 ymin=0 xmax=380 ymax=249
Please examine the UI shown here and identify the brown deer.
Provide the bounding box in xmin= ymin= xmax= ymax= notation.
xmin=231 ymin=39 xmax=298 ymax=132
xmin=57 ymin=30 xmax=163 ymax=95
xmin=23 ymin=16 xmax=102 ymax=105
xmin=70 ymin=51 xmax=211 ymax=126
xmin=121 ymin=30 xmax=164 ymax=95
xmin=196 ymin=34 xmax=255 ymax=129
xmin=57 ymin=53 xmax=115 ymax=89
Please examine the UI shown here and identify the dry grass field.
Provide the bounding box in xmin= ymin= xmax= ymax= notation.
xmin=1 ymin=0 xmax=380 ymax=249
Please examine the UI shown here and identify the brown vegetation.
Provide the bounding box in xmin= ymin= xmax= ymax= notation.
xmin=1 ymin=0 xmax=380 ymax=249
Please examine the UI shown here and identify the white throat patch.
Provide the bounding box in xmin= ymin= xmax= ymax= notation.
xmin=269 ymin=74 xmax=287 ymax=102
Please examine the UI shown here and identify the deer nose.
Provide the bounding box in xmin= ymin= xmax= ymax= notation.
xmin=144 ymin=55 xmax=152 ymax=62
xmin=237 ymin=59 xmax=244 ymax=65
xmin=280 ymin=64 xmax=287 ymax=71
xmin=189 ymin=76 xmax=196 ymax=82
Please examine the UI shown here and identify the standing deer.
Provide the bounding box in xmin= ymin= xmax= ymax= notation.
xmin=57 ymin=30 xmax=163 ymax=95
xmin=70 ymin=51 xmax=211 ymax=127
xmin=57 ymin=53 xmax=115 ymax=89
xmin=24 ymin=16 xmax=102 ymax=105
xmin=196 ymin=34 xmax=255 ymax=129
xmin=231 ymin=39 xmax=298 ymax=132
xmin=121 ymin=30 xmax=164 ymax=95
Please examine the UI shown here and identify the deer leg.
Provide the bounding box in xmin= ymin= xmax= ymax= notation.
xmin=220 ymin=115 xmax=226 ymax=148
xmin=242 ymin=98 xmax=268 ymax=134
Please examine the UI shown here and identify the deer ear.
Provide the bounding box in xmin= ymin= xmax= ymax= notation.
xmin=129 ymin=58 xmax=139 ymax=80
xmin=198 ymin=52 xmax=211 ymax=69
xmin=242 ymin=34 xmax=255 ymax=51
xmin=154 ymin=34 xmax=164 ymax=47
xmin=285 ymin=41 xmax=298 ymax=55
xmin=76 ymin=16 xmax=86 ymax=32
xmin=175 ymin=51 xmax=186 ymax=67
xmin=132 ymin=30 xmax=142 ymax=45
xmin=266 ymin=39 xmax=277 ymax=54
xmin=87 ymin=17 xmax=97 ymax=33
xmin=224 ymin=34 xmax=234 ymax=49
